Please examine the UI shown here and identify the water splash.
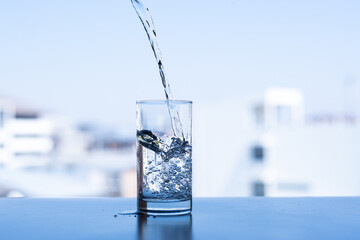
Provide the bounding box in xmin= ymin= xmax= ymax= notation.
xmin=131 ymin=0 xmax=184 ymax=139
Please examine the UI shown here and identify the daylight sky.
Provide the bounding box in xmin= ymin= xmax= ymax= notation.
xmin=1 ymin=0 xmax=359 ymax=135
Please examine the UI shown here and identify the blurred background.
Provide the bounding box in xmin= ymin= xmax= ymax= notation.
xmin=0 ymin=0 xmax=359 ymax=197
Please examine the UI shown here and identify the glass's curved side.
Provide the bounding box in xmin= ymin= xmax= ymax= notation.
xmin=136 ymin=100 xmax=192 ymax=215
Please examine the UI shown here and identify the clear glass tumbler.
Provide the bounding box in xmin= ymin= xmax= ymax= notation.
xmin=136 ymin=100 xmax=192 ymax=215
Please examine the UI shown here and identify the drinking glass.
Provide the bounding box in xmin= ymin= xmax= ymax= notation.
xmin=136 ymin=100 xmax=192 ymax=215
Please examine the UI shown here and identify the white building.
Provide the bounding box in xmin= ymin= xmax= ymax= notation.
xmin=193 ymin=88 xmax=360 ymax=197
xmin=0 ymin=98 xmax=55 ymax=168
xmin=0 ymin=97 xmax=136 ymax=197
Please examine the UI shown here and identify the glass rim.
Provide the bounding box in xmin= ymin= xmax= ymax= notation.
xmin=136 ymin=100 xmax=192 ymax=104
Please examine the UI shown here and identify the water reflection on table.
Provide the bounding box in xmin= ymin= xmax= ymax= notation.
xmin=137 ymin=214 xmax=192 ymax=240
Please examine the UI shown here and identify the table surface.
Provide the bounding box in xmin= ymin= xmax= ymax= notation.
xmin=0 ymin=197 xmax=359 ymax=240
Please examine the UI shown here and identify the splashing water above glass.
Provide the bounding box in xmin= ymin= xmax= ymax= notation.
xmin=131 ymin=0 xmax=184 ymax=139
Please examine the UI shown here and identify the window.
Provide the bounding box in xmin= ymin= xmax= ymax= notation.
xmin=15 ymin=112 xmax=38 ymax=119
xmin=0 ymin=109 xmax=3 ymax=128
xmin=14 ymin=152 xmax=44 ymax=156
xmin=253 ymin=104 xmax=264 ymax=126
xmin=251 ymin=145 xmax=264 ymax=162
xmin=14 ymin=134 xmax=45 ymax=138
xmin=252 ymin=181 xmax=265 ymax=197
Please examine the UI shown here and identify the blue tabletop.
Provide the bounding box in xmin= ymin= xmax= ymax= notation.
xmin=0 ymin=197 xmax=359 ymax=240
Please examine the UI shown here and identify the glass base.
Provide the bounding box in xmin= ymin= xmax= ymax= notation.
xmin=138 ymin=198 xmax=192 ymax=216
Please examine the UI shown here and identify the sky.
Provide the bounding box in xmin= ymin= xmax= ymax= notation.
xmin=1 ymin=0 xmax=360 ymax=136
